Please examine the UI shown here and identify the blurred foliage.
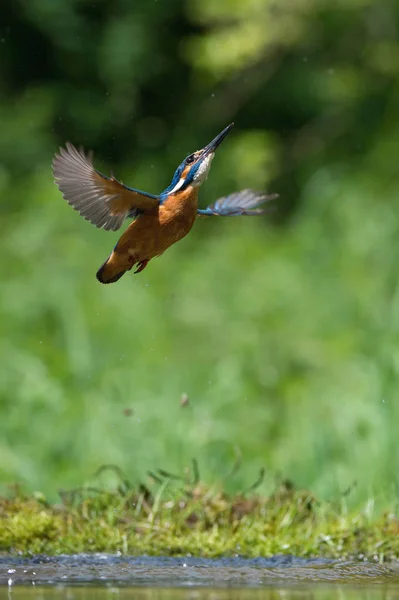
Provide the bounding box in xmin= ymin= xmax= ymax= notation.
xmin=1 ymin=0 xmax=399 ymax=505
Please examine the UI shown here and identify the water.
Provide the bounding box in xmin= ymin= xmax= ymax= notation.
xmin=1 ymin=555 xmax=399 ymax=599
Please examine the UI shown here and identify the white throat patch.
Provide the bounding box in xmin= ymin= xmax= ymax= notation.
xmin=192 ymin=153 xmax=215 ymax=187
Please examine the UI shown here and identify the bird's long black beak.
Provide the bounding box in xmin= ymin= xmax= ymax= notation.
xmin=202 ymin=123 xmax=234 ymax=157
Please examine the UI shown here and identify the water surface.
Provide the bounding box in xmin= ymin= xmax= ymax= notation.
xmin=1 ymin=555 xmax=399 ymax=599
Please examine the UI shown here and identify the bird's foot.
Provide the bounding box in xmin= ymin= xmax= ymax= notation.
xmin=134 ymin=259 xmax=149 ymax=274
xmin=126 ymin=255 xmax=136 ymax=271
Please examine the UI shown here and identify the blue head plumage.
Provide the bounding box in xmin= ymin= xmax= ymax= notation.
xmin=161 ymin=123 xmax=234 ymax=200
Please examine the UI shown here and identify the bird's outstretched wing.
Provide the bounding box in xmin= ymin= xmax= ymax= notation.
xmin=197 ymin=189 xmax=278 ymax=216
xmin=52 ymin=143 xmax=159 ymax=231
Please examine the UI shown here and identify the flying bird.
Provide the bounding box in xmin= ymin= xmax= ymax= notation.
xmin=52 ymin=123 xmax=277 ymax=284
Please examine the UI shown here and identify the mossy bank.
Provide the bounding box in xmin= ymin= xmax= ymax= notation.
xmin=1 ymin=477 xmax=398 ymax=561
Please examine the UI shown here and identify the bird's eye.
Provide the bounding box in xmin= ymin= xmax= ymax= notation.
xmin=186 ymin=154 xmax=195 ymax=164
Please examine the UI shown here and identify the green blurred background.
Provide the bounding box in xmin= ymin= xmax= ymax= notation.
xmin=1 ymin=0 xmax=399 ymax=506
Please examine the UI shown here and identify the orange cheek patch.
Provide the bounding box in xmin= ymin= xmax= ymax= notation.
xmin=181 ymin=165 xmax=191 ymax=179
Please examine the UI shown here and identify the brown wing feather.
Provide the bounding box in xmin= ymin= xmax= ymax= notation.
xmin=52 ymin=142 xmax=159 ymax=231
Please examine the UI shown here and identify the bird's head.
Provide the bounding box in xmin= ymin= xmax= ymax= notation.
xmin=165 ymin=123 xmax=234 ymax=196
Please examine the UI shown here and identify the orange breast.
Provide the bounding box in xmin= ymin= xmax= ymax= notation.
xmin=115 ymin=186 xmax=199 ymax=261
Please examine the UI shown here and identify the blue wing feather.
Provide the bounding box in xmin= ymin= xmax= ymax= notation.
xmin=198 ymin=189 xmax=278 ymax=217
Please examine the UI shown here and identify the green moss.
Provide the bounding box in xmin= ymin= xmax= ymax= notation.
xmin=1 ymin=480 xmax=398 ymax=560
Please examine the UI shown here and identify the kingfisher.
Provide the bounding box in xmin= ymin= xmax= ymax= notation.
xmin=52 ymin=123 xmax=277 ymax=284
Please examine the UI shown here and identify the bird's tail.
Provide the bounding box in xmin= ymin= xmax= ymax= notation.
xmin=96 ymin=251 xmax=133 ymax=284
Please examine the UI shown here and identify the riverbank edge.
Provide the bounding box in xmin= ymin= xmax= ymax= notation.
xmin=1 ymin=480 xmax=398 ymax=560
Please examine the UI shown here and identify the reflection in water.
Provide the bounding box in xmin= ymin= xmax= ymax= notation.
xmin=2 ymin=586 xmax=399 ymax=600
